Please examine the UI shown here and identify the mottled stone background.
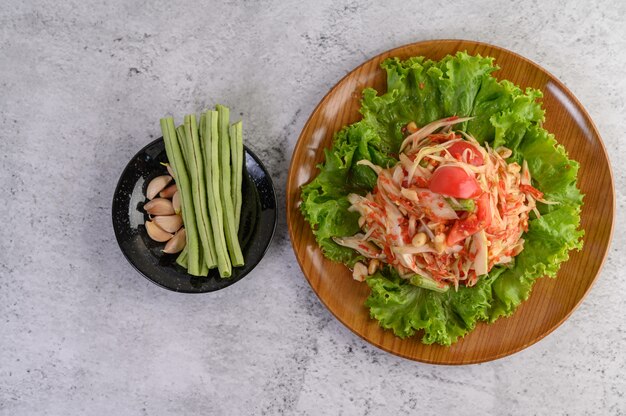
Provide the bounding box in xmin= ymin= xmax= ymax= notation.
xmin=1 ymin=0 xmax=624 ymax=415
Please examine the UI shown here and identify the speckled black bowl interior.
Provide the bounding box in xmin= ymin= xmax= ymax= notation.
xmin=112 ymin=138 xmax=277 ymax=293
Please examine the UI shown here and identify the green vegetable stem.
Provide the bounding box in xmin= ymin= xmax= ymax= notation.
xmin=160 ymin=117 xmax=203 ymax=276
xmin=183 ymin=114 xmax=217 ymax=270
xmin=203 ymin=110 xmax=232 ymax=278
xmin=230 ymin=121 xmax=244 ymax=231
xmin=216 ymin=105 xmax=244 ymax=266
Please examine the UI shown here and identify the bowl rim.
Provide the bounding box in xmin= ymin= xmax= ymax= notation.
xmin=112 ymin=137 xmax=278 ymax=294
xmin=286 ymin=38 xmax=616 ymax=364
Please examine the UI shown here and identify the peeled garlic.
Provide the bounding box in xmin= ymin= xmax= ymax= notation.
xmin=146 ymin=175 xmax=172 ymax=200
xmin=159 ymin=184 xmax=177 ymax=198
xmin=143 ymin=198 xmax=175 ymax=216
xmin=163 ymin=228 xmax=186 ymax=254
xmin=153 ymin=215 xmax=182 ymax=233
xmin=172 ymin=191 xmax=181 ymax=214
xmin=145 ymin=220 xmax=173 ymax=242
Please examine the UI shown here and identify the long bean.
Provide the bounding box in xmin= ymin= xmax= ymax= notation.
xmin=176 ymin=245 xmax=188 ymax=268
xmin=199 ymin=112 xmax=206 ymax=143
xmin=203 ymin=110 xmax=232 ymax=277
xmin=160 ymin=117 xmax=202 ymax=276
xmin=216 ymin=105 xmax=244 ymax=266
xmin=183 ymin=114 xmax=217 ymax=270
xmin=175 ymin=125 xmax=192 ymax=176
xmin=230 ymin=121 xmax=243 ymax=231
xmin=199 ymin=250 xmax=209 ymax=276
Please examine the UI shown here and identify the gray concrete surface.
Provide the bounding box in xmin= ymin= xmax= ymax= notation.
xmin=1 ymin=0 xmax=624 ymax=415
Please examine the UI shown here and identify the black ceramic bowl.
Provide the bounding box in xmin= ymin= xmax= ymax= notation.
xmin=112 ymin=138 xmax=277 ymax=293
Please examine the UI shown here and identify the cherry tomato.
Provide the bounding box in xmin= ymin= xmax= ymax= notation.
xmin=428 ymin=166 xmax=482 ymax=199
xmin=447 ymin=141 xmax=484 ymax=166
xmin=447 ymin=193 xmax=492 ymax=245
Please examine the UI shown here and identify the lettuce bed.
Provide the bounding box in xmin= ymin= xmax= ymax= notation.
xmin=300 ymin=52 xmax=584 ymax=346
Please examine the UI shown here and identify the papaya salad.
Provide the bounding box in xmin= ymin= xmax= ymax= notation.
xmin=299 ymin=52 xmax=583 ymax=345
xmin=334 ymin=116 xmax=554 ymax=292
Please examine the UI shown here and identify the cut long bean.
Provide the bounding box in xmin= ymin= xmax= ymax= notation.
xmin=175 ymin=125 xmax=193 ymax=181
xmin=199 ymin=250 xmax=209 ymax=276
xmin=216 ymin=105 xmax=244 ymax=266
xmin=230 ymin=121 xmax=243 ymax=231
xmin=183 ymin=114 xmax=217 ymax=270
xmin=160 ymin=117 xmax=202 ymax=276
xmin=199 ymin=112 xmax=206 ymax=143
xmin=159 ymin=106 xmax=246 ymax=277
xmin=176 ymin=245 xmax=188 ymax=268
xmin=204 ymin=110 xmax=232 ymax=277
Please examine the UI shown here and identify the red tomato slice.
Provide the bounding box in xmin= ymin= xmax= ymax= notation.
xmin=447 ymin=193 xmax=492 ymax=245
xmin=447 ymin=141 xmax=484 ymax=166
xmin=429 ymin=166 xmax=482 ymax=199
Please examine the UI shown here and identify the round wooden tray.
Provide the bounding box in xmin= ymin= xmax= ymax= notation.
xmin=286 ymin=40 xmax=614 ymax=364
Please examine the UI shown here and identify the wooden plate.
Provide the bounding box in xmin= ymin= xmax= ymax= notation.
xmin=286 ymin=40 xmax=614 ymax=364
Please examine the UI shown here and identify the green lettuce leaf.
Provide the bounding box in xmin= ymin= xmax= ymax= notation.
xmin=360 ymin=53 xmax=496 ymax=152
xmin=300 ymin=52 xmax=584 ymax=345
xmin=366 ymin=267 xmax=504 ymax=345
xmin=300 ymin=121 xmax=396 ymax=263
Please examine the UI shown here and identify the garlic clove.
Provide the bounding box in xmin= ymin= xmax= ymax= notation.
xmin=160 ymin=162 xmax=175 ymax=179
xmin=159 ymin=184 xmax=177 ymax=199
xmin=163 ymin=228 xmax=186 ymax=254
xmin=143 ymin=198 xmax=175 ymax=216
xmin=172 ymin=191 xmax=181 ymax=214
xmin=145 ymin=220 xmax=173 ymax=242
xmin=152 ymin=215 xmax=182 ymax=233
xmin=146 ymin=175 xmax=172 ymax=200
